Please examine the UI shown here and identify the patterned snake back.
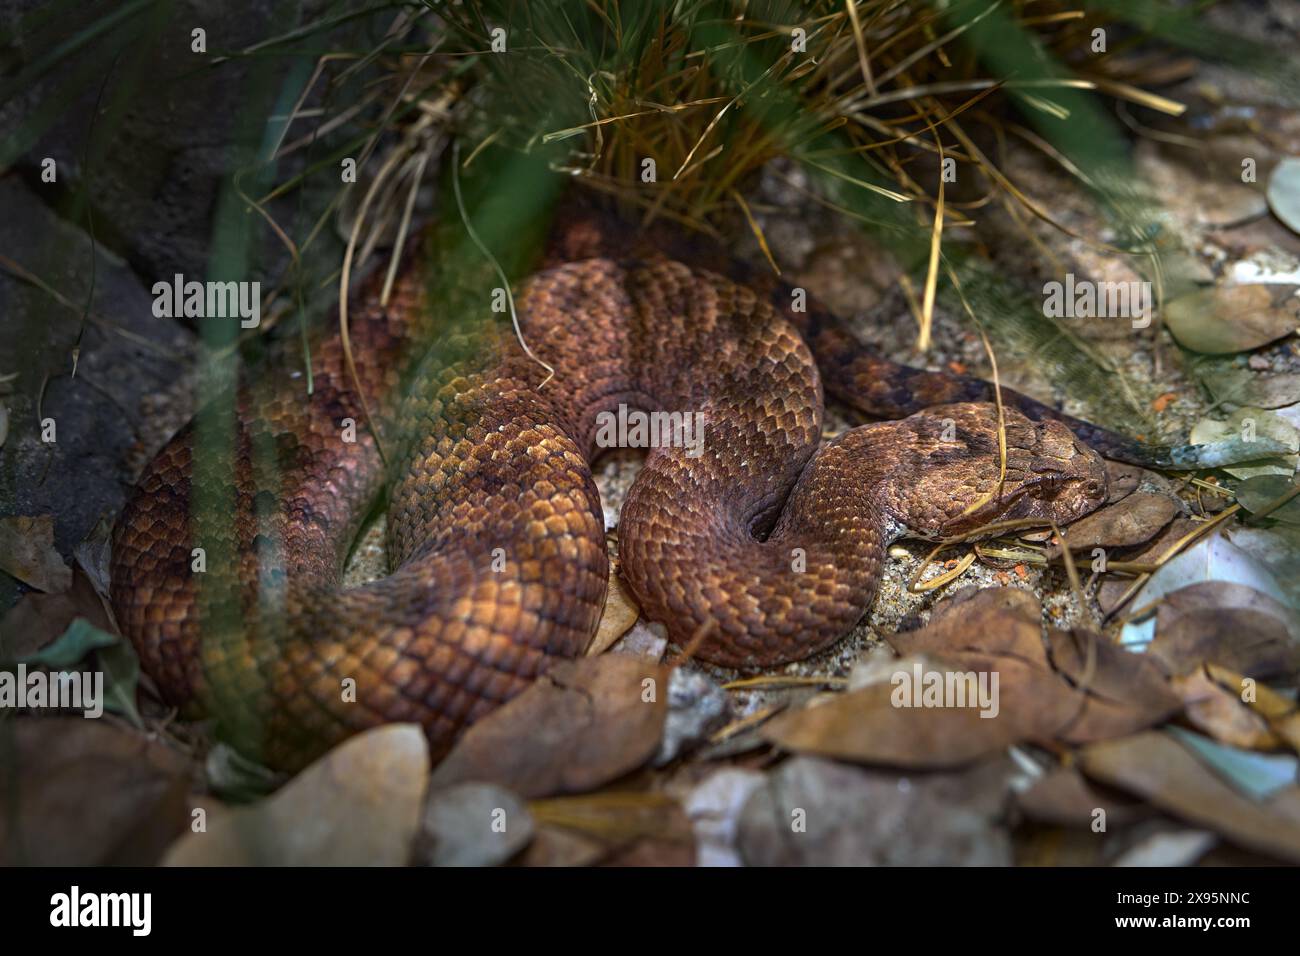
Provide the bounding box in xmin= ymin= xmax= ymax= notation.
xmin=111 ymin=212 xmax=1111 ymax=769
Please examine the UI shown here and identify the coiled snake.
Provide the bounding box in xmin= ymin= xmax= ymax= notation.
xmin=111 ymin=206 xmax=1117 ymax=769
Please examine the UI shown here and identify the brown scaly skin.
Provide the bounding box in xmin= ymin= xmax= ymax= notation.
xmin=546 ymin=201 xmax=1173 ymax=469
xmin=112 ymin=227 xmax=1109 ymax=770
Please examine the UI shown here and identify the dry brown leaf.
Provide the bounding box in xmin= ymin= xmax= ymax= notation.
xmin=585 ymin=572 xmax=639 ymax=656
xmin=0 ymin=718 xmax=190 ymax=865
xmin=0 ymin=515 xmax=72 ymax=594
xmin=1203 ymin=663 xmax=1300 ymax=753
xmin=0 ymin=568 xmax=116 ymax=660
xmin=163 ymin=724 xmax=429 ymax=866
xmin=1046 ymin=627 xmax=1171 ymax=705
xmin=1189 ymin=178 xmax=1268 ymax=228
xmin=1102 ymin=460 xmax=1171 ymax=505
xmin=918 ymin=592 xmax=1178 ymax=745
xmin=905 ymin=584 xmax=1041 ymax=651
xmin=1046 ymin=492 xmax=1180 ymax=557
xmin=1015 ymin=765 xmax=1149 ymax=828
xmin=760 ymin=661 xmax=1025 ymax=768
xmin=1079 ymin=730 xmax=1300 ymax=863
xmin=1164 ymin=580 xmax=1294 ymax=632
xmin=1149 ymin=606 xmax=1299 ymax=679
xmin=429 ymin=655 xmax=667 ymax=798
xmin=525 ymin=791 xmax=693 ymax=867
xmin=1159 ymin=580 xmax=1300 ymax=643
xmin=1044 ymin=628 xmax=1183 ymax=741
xmin=1164 ymin=284 xmax=1299 ymax=354
xmin=763 ymin=589 xmax=1176 ymax=767
xmin=1171 ymin=666 xmax=1280 ymax=750
xmin=1096 ymin=517 xmax=1200 ymax=614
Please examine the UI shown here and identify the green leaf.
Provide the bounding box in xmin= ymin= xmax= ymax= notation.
xmin=1235 ymin=475 xmax=1300 ymax=524
xmin=95 ymin=641 xmax=142 ymax=727
xmin=18 ymin=617 xmax=118 ymax=668
xmin=12 ymin=618 xmax=141 ymax=726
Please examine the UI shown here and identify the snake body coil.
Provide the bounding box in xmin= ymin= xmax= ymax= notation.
xmin=111 ymin=216 xmax=1110 ymax=769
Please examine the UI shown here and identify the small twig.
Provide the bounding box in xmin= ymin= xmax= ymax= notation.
xmin=708 ymin=704 xmax=783 ymax=745
xmin=907 ymin=550 xmax=976 ymax=593
xmin=1052 ymin=520 xmax=1094 ymax=626
xmin=1103 ymin=506 xmax=1242 ymax=622
xmin=721 ymin=674 xmax=849 ymax=691
xmin=668 ymin=619 xmax=716 ymax=668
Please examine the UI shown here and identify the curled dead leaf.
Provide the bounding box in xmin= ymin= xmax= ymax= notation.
xmin=429 ymin=655 xmax=667 ymax=798
xmin=1045 ymin=627 xmax=1182 ymax=736
xmin=1200 ymin=663 xmax=1300 ymax=754
xmin=0 ymin=515 xmax=72 ymax=593
xmin=585 ymin=572 xmax=640 ymax=656
xmin=1150 ymin=605 xmax=1299 ymax=680
xmin=1171 ymin=666 xmax=1280 ymax=750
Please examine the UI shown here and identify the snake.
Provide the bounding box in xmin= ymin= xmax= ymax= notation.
xmin=110 ymin=201 xmax=1122 ymax=770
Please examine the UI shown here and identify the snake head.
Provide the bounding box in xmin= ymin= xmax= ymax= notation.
xmin=873 ymin=403 xmax=1108 ymax=541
